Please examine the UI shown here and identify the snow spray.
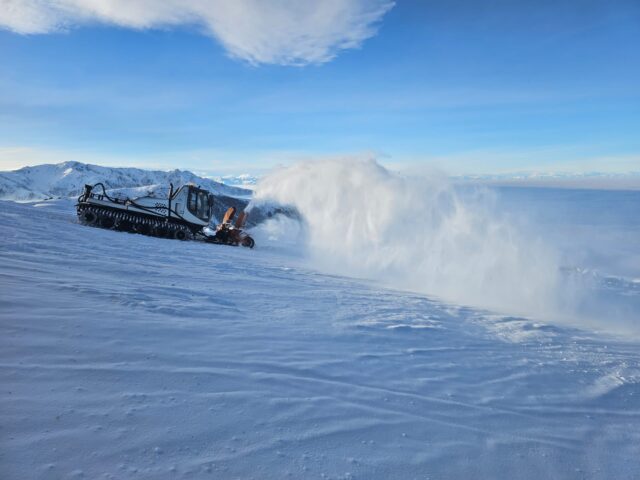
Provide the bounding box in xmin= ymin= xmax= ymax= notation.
xmin=250 ymin=158 xmax=570 ymax=319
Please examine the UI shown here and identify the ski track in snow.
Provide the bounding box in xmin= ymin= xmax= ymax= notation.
xmin=1 ymin=199 xmax=640 ymax=479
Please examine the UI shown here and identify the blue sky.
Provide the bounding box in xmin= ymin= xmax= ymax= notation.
xmin=0 ymin=0 xmax=638 ymax=175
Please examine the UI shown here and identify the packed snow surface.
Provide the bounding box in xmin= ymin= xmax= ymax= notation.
xmin=2 ymin=164 xmax=640 ymax=478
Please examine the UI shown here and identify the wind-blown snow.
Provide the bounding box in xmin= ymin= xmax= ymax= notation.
xmin=251 ymin=159 xmax=640 ymax=335
xmin=252 ymin=159 xmax=564 ymax=317
xmin=1 ymin=186 xmax=640 ymax=478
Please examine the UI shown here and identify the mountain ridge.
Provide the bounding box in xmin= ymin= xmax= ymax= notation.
xmin=0 ymin=161 xmax=252 ymax=201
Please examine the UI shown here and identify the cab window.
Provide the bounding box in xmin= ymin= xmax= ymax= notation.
xmin=188 ymin=189 xmax=211 ymax=221
xmin=188 ymin=190 xmax=197 ymax=212
xmin=196 ymin=191 xmax=209 ymax=220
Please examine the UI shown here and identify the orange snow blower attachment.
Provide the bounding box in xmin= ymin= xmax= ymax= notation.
xmin=222 ymin=206 xmax=236 ymax=225
xmin=235 ymin=211 xmax=247 ymax=229
xmin=208 ymin=207 xmax=255 ymax=248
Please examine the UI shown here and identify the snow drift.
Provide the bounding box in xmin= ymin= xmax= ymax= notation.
xmin=251 ymin=158 xmax=565 ymax=318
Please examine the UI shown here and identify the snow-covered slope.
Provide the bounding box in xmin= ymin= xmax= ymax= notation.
xmin=1 ymin=193 xmax=640 ymax=479
xmin=0 ymin=161 xmax=251 ymax=201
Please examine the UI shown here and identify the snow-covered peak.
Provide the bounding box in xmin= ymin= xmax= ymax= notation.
xmin=0 ymin=161 xmax=253 ymax=201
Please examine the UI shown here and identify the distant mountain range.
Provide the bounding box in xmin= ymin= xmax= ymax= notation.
xmin=3 ymin=161 xmax=639 ymax=203
xmin=455 ymin=171 xmax=640 ymax=181
xmin=210 ymin=174 xmax=259 ymax=190
xmin=0 ymin=161 xmax=252 ymax=202
xmin=453 ymin=171 xmax=640 ymax=190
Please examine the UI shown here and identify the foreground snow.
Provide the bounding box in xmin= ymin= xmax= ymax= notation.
xmin=1 ymin=199 xmax=640 ymax=479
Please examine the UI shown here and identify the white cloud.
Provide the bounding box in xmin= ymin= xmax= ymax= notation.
xmin=0 ymin=0 xmax=394 ymax=65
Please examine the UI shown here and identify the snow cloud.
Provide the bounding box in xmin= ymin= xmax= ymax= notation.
xmin=251 ymin=158 xmax=567 ymax=318
xmin=0 ymin=0 xmax=394 ymax=65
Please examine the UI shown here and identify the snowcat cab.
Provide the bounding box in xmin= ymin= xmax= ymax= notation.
xmin=170 ymin=184 xmax=215 ymax=225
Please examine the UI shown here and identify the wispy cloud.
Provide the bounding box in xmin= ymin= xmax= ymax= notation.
xmin=0 ymin=0 xmax=394 ymax=65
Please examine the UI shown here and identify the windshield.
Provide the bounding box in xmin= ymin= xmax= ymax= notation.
xmin=187 ymin=189 xmax=212 ymax=221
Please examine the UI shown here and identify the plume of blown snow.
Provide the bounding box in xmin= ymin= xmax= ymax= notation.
xmin=250 ymin=158 xmax=566 ymax=318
